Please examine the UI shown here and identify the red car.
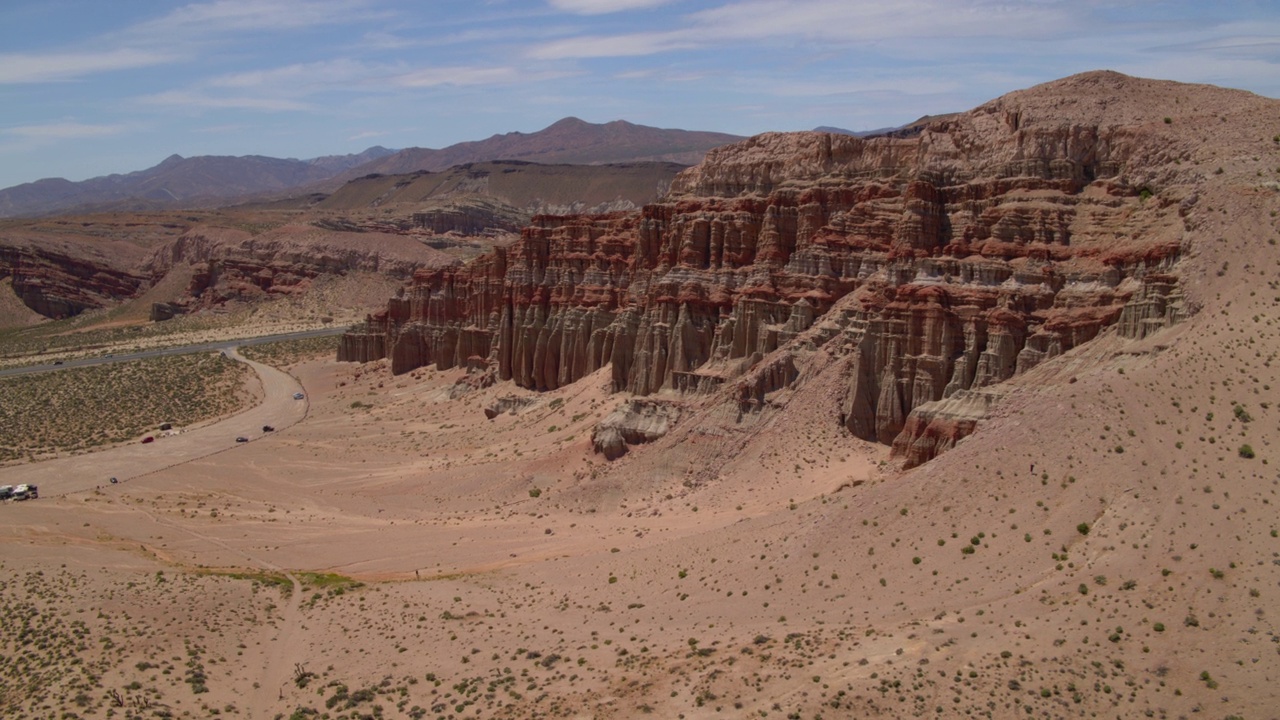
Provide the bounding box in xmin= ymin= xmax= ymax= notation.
xmin=141 ymin=436 xmax=155 ymax=444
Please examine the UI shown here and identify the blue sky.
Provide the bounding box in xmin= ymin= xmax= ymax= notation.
xmin=1 ymin=0 xmax=1277 ymax=189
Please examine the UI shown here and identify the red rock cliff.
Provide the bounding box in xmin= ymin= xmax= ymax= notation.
xmin=0 ymin=236 xmax=148 ymax=319
xmin=344 ymin=72 xmax=1223 ymax=463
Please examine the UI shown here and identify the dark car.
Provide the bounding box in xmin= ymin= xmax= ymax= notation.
xmin=141 ymin=436 xmax=155 ymax=444
xmin=293 ymin=392 xmax=305 ymax=400
xmin=236 ymin=436 xmax=249 ymax=443
xmin=262 ymin=425 xmax=275 ymax=432
xmin=53 ymin=360 xmax=63 ymax=365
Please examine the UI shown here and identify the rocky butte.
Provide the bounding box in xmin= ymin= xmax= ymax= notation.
xmin=340 ymin=71 xmax=1259 ymax=465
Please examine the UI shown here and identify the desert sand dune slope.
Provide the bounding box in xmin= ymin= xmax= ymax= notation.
xmin=2 ymin=72 xmax=1280 ymax=719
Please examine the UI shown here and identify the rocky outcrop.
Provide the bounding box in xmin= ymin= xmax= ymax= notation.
xmin=149 ymin=301 xmax=187 ymax=321
xmin=346 ymin=72 xmax=1215 ymax=464
xmin=0 ymin=240 xmax=147 ymax=319
xmin=890 ymin=390 xmax=1001 ymax=469
xmin=592 ymin=399 xmax=683 ymax=460
xmin=147 ymin=224 xmax=459 ymax=311
xmin=483 ymin=395 xmax=538 ymax=419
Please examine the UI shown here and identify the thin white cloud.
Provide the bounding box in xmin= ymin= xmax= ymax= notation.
xmin=530 ymin=0 xmax=1079 ymax=59
xmin=348 ymin=130 xmax=388 ymax=141
xmin=136 ymin=58 xmax=550 ymax=119
xmin=391 ymin=66 xmax=524 ymax=88
xmin=1148 ymin=33 xmax=1280 ymax=61
xmin=195 ymin=124 xmax=252 ymax=133
xmin=529 ymin=30 xmax=692 ymax=59
xmin=211 ymin=58 xmax=542 ymax=92
xmin=0 ymin=2 xmax=387 ymax=86
xmin=688 ymin=0 xmax=1074 ymax=42
xmin=208 ymin=59 xmax=376 ymax=89
xmin=360 ymin=31 xmax=418 ymax=50
xmin=0 ymin=49 xmax=173 ymax=84
xmin=4 ymin=122 xmax=131 ymax=140
xmin=762 ymin=76 xmax=962 ymax=99
xmin=389 ymin=65 xmax=570 ymax=87
xmin=129 ymin=0 xmax=384 ymax=37
xmin=548 ymin=0 xmax=675 ymax=15
xmin=138 ymin=90 xmax=312 ymax=112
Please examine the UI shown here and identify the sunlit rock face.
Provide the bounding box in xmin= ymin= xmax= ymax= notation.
xmin=345 ymin=72 xmax=1196 ymax=463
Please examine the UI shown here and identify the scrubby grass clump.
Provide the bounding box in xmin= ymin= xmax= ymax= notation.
xmin=240 ymin=334 xmax=340 ymax=368
xmin=0 ymin=353 xmax=253 ymax=463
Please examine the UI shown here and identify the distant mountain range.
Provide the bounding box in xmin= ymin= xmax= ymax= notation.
xmin=337 ymin=118 xmax=743 ymax=183
xmin=0 ymin=119 xmax=746 ymax=218
xmin=0 ymin=147 xmax=395 ymax=218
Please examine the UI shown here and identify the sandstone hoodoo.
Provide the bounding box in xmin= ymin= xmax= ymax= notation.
xmin=340 ymin=71 xmax=1268 ymax=464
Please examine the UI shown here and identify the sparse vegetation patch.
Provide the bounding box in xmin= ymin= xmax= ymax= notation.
xmin=240 ymin=334 xmax=340 ymax=367
xmin=0 ymin=353 xmax=253 ymax=463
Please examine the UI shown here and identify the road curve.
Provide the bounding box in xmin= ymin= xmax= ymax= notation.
xmin=0 ymin=347 xmax=309 ymax=496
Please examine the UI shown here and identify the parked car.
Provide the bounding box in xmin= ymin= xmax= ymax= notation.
xmin=141 ymin=436 xmax=155 ymax=444
xmin=109 ymin=477 xmax=119 ymax=484
xmin=12 ymin=484 xmax=37 ymax=500
xmin=236 ymin=436 xmax=249 ymax=443
xmin=159 ymin=422 xmax=173 ymax=431
xmin=53 ymin=360 xmax=63 ymax=365
xmin=293 ymin=392 xmax=305 ymax=400
xmin=262 ymin=425 xmax=275 ymax=432
xmin=0 ymin=485 xmax=13 ymax=500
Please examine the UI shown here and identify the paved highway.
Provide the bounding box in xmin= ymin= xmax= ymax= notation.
xmin=0 ymin=346 xmax=313 ymax=497
xmin=0 ymin=326 xmax=347 ymax=378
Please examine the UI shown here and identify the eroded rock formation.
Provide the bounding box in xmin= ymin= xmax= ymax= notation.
xmin=592 ymin=399 xmax=683 ymax=460
xmin=484 ymin=395 xmax=538 ymax=419
xmin=146 ymin=224 xmax=459 ymax=311
xmin=0 ymin=239 xmax=147 ymax=319
xmin=345 ymin=72 xmax=1203 ymax=464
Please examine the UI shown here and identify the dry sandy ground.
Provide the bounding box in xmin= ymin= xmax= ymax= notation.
xmin=2 ymin=196 xmax=1279 ymax=719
